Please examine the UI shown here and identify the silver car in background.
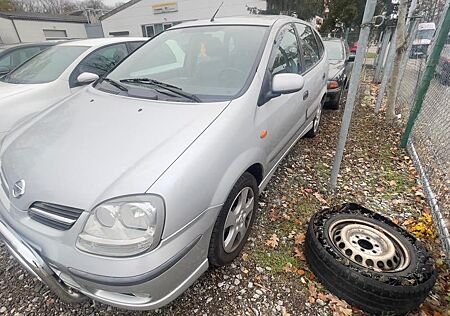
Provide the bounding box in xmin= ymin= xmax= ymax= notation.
xmin=0 ymin=16 xmax=327 ymax=310
xmin=0 ymin=38 xmax=146 ymax=141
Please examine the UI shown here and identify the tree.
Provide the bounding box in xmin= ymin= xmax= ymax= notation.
xmin=385 ymin=0 xmax=408 ymax=121
xmin=322 ymin=0 xmax=365 ymax=32
xmin=0 ymin=0 xmax=14 ymax=11
xmin=249 ymin=0 xmax=324 ymax=21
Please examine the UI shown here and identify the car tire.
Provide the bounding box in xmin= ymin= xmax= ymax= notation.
xmin=208 ymin=172 xmax=258 ymax=267
xmin=305 ymin=203 xmax=437 ymax=315
xmin=305 ymin=101 xmax=324 ymax=138
xmin=328 ymin=89 xmax=342 ymax=110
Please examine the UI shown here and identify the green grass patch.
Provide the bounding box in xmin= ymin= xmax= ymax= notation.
xmin=253 ymin=248 xmax=304 ymax=273
xmin=366 ymin=52 xmax=377 ymax=59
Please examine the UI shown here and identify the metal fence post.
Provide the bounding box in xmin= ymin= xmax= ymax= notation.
xmin=401 ymin=5 xmax=450 ymax=147
xmin=374 ymin=28 xmax=397 ymax=113
xmin=330 ymin=0 xmax=377 ymax=188
xmin=374 ymin=28 xmax=392 ymax=83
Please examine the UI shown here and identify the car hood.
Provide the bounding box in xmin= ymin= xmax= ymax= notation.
xmin=0 ymin=87 xmax=229 ymax=211
xmin=0 ymin=81 xmax=66 ymax=134
xmin=328 ymin=60 xmax=345 ymax=80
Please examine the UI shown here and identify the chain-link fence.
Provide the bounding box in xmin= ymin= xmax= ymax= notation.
xmin=396 ymin=6 xmax=450 ymax=254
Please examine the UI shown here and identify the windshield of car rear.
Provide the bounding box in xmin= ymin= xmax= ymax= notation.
xmin=417 ymin=29 xmax=435 ymax=40
xmin=105 ymin=25 xmax=268 ymax=102
xmin=324 ymin=41 xmax=344 ymax=60
xmin=0 ymin=46 xmax=88 ymax=84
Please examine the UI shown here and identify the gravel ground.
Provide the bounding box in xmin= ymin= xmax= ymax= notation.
xmin=1 ymin=76 xmax=449 ymax=316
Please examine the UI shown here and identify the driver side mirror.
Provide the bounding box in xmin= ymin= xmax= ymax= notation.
xmin=272 ymin=73 xmax=305 ymax=94
xmin=0 ymin=66 xmax=11 ymax=76
xmin=348 ymin=55 xmax=356 ymax=62
xmin=76 ymin=72 xmax=99 ymax=85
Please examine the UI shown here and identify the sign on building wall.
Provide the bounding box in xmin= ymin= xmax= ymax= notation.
xmin=152 ymin=2 xmax=178 ymax=14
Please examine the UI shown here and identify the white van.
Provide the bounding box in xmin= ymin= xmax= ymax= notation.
xmin=411 ymin=22 xmax=436 ymax=58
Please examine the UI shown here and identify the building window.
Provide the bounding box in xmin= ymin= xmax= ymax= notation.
xmin=109 ymin=31 xmax=130 ymax=37
xmin=142 ymin=22 xmax=176 ymax=38
xmin=43 ymin=29 xmax=67 ymax=39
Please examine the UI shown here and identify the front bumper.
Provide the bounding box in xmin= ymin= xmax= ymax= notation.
xmin=0 ymin=199 xmax=218 ymax=310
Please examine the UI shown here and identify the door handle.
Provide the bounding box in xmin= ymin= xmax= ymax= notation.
xmin=303 ymin=90 xmax=309 ymax=100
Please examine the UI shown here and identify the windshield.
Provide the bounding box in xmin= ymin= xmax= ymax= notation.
xmin=1 ymin=46 xmax=88 ymax=84
xmin=323 ymin=41 xmax=344 ymax=60
xmin=105 ymin=25 xmax=268 ymax=102
xmin=417 ymin=29 xmax=435 ymax=40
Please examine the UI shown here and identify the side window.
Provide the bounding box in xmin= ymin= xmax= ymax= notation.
xmin=0 ymin=47 xmax=41 ymax=69
xmin=128 ymin=41 xmax=144 ymax=52
xmin=295 ymin=24 xmax=320 ymax=71
xmin=71 ymin=43 xmax=128 ymax=86
xmin=270 ymin=24 xmax=301 ymax=75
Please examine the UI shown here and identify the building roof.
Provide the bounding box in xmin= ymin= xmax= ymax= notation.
xmin=57 ymin=37 xmax=147 ymax=47
xmin=0 ymin=11 xmax=88 ymax=23
xmin=99 ymin=0 xmax=142 ymax=21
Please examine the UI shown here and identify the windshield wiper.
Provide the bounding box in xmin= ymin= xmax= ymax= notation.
xmin=102 ymin=78 xmax=128 ymax=92
xmin=120 ymin=78 xmax=201 ymax=102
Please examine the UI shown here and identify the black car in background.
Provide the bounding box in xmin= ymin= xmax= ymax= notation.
xmin=0 ymin=42 xmax=56 ymax=76
xmin=323 ymin=38 xmax=354 ymax=109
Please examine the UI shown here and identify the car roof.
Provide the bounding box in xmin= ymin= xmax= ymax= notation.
xmin=0 ymin=42 xmax=55 ymax=49
xmin=171 ymin=15 xmax=306 ymax=29
xmin=57 ymin=37 xmax=147 ymax=47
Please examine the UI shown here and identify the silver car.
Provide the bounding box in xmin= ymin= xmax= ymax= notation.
xmin=0 ymin=16 xmax=328 ymax=310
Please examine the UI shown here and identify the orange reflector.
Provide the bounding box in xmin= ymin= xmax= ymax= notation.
xmin=328 ymin=80 xmax=339 ymax=89
xmin=260 ymin=130 xmax=268 ymax=139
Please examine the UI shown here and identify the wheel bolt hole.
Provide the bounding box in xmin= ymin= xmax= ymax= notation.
xmin=361 ymin=248 xmax=365 ymax=252
xmin=345 ymin=249 xmax=353 ymax=256
xmin=375 ymin=244 xmax=380 ymax=247
xmin=335 ymin=236 xmax=341 ymax=242
xmin=354 ymin=255 xmax=363 ymax=263
xmin=338 ymin=242 xmax=345 ymax=249
xmin=387 ymin=260 xmax=393 ymax=268
xmin=366 ymin=236 xmax=370 ymax=240
xmin=372 ymin=250 xmax=377 ymax=254
xmin=366 ymin=259 xmax=374 ymax=267
xmin=357 ymin=239 xmax=374 ymax=250
xmin=377 ymin=261 xmax=385 ymax=269
xmin=393 ymin=256 xmax=398 ymax=263
xmin=352 ymin=240 xmax=356 ymax=244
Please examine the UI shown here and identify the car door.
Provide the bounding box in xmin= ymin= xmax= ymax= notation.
xmin=69 ymin=43 xmax=129 ymax=88
xmin=256 ymin=23 xmax=307 ymax=168
xmin=295 ymin=23 xmax=326 ymax=119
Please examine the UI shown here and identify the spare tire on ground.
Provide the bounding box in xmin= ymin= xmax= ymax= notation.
xmin=305 ymin=203 xmax=437 ymax=315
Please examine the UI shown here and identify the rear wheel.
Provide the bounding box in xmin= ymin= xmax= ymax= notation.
xmin=305 ymin=102 xmax=323 ymax=138
xmin=208 ymin=172 xmax=258 ymax=267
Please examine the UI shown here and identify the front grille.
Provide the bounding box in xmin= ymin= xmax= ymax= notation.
xmin=28 ymin=202 xmax=84 ymax=230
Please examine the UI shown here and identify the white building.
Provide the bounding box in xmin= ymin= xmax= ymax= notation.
xmin=0 ymin=11 xmax=89 ymax=44
xmin=100 ymin=0 xmax=266 ymax=38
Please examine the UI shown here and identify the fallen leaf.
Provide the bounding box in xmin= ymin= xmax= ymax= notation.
xmin=265 ymin=234 xmax=279 ymax=248
xmin=313 ymin=192 xmax=328 ymax=204
xmin=281 ymin=307 xmax=291 ymax=316
xmin=282 ymin=262 xmax=295 ymax=273
xmin=294 ymin=247 xmax=306 ymax=260
xmin=297 ymin=269 xmax=305 ymax=276
xmin=294 ymin=233 xmax=306 ymax=245
xmin=241 ymin=252 xmax=249 ymax=261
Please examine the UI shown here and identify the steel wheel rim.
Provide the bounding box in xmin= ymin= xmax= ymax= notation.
xmin=329 ymin=219 xmax=411 ymax=272
xmin=222 ymin=187 xmax=254 ymax=253
xmin=314 ymin=105 xmax=322 ymax=133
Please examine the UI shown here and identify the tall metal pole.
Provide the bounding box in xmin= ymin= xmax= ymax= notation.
xmin=330 ymin=0 xmax=378 ymax=188
xmin=374 ymin=28 xmax=397 ymax=113
xmin=374 ymin=28 xmax=393 ymax=83
xmin=401 ymin=5 xmax=450 ymax=147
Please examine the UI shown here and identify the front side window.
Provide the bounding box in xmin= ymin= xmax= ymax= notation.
xmin=105 ymin=25 xmax=268 ymax=102
xmin=295 ymin=24 xmax=320 ymax=71
xmin=1 ymin=46 xmax=88 ymax=84
xmin=270 ymin=24 xmax=301 ymax=75
xmin=70 ymin=43 xmax=128 ymax=86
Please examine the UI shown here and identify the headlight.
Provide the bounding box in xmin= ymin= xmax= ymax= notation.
xmin=76 ymin=195 xmax=165 ymax=257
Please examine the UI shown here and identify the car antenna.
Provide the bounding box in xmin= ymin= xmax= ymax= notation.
xmin=210 ymin=1 xmax=224 ymax=22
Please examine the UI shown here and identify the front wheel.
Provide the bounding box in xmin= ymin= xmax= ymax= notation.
xmin=208 ymin=172 xmax=258 ymax=267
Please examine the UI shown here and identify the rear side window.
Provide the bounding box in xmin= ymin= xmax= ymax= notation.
xmin=295 ymin=23 xmax=320 ymax=72
xmin=270 ymin=24 xmax=301 ymax=75
xmin=128 ymin=41 xmax=145 ymax=52
xmin=314 ymin=31 xmax=325 ymax=57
